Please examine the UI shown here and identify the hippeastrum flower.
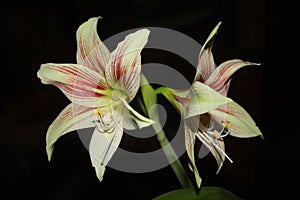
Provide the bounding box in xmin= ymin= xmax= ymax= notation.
xmin=37 ymin=17 xmax=154 ymax=181
xmin=157 ymin=22 xmax=263 ymax=187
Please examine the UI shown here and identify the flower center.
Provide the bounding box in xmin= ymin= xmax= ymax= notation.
xmin=97 ymin=107 xmax=105 ymax=116
xmin=95 ymin=107 xmax=116 ymax=133
xmin=208 ymin=120 xmax=231 ymax=140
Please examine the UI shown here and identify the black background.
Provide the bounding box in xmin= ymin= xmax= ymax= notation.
xmin=0 ymin=0 xmax=299 ymax=199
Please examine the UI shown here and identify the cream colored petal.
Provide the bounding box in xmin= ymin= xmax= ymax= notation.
xmin=37 ymin=63 xmax=110 ymax=107
xmin=186 ymin=115 xmax=227 ymax=174
xmin=205 ymin=59 xmax=260 ymax=95
xmin=76 ymin=17 xmax=110 ymax=73
xmin=46 ymin=104 xmax=97 ymax=161
xmin=184 ymin=123 xmax=202 ymax=188
xmin=196 ymin=129 xmax=226 ymax=174
xmin=105 ymin=29 xmax=150 ymax=100
xmin=210 ymin=101 xmax=263 ymax=138
xmin=195 ymin=22 xmax=221 ymax=82
xmin=89 ymin=117 xmax=123 ymax=181
xmin=185 ymin=81 xmax=232 ymax=119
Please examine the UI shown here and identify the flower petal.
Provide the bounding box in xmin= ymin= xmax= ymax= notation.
xmin=89 ymin=118 xmax=123 ymax=181
xmin=37 ymin=63 xmax=111 ymax=107
xmin=186 ymin=115 xmax=226 ymax=173
xmin=185 ymin=81 xmax=232 ymax=119
xmin=195 ymin=22 xmax=221 ymax=82
xmin=205 ymin=59 xmax=260 ymax=95
xmin=118 ymin=98 xmax=154 ymax=130
xmin=76 ymin=17 xmax=110 ymax=73
xmin=184 ymin=123 xmax=202 ymax=188
xmin=46 ymin=103 xmax=97 ymax=161
xmin=105 ymin=29 xmax=150 ymax=100
xmin=200 ymin=133 xmax=226 ymax=174
xmin=210 ymin=101 xmax=263 ymax=138
xmin=121 ymin=61 xmax=142 ymax=101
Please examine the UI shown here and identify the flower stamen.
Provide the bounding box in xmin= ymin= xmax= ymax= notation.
xmin=208 ymin=136 xmax=233 ymax=163
xmin=97 ymin=107 xmax=105 ymax=116
xmin=205 ymin=120 xmax=233 ymax=163
xmin=95 ymin=107 xmax=116 ymax=133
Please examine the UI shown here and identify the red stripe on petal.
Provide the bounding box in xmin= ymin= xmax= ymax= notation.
xmin=76 ymin=17 xmax=110 ymax=74
xmin=205 ymin=59 xmax=256 ymax=95
xmin=38 ymin=63 xmax=109 ymax=107
xmin=105 ymin=29 xmax=149 ymax=95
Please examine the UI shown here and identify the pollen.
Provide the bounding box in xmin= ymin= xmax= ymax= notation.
xmin=213 ymin=130 xmax=219 ymax=138
xmin=222 ymin=120 xmax=232 ymax=129
xmin=97 ymin=108 xmax=105 ymax=116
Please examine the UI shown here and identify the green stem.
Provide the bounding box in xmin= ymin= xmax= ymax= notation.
xmin=152 ymin=120 xmax=193 ymax=188
xmin=140 ymin=74 xmax=193 ymax=188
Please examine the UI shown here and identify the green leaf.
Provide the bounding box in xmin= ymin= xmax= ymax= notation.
xmin=153 ymin=187 xmax=241 ymax=200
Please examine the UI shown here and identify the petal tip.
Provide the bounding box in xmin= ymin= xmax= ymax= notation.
xmin=216 ymin=166 xmax=222 ymax=174
xmin=95 ymin=165 xmax=106 ymax=182
xmin=196 ymin=178 xmax=202 ymax=189
xmin=37 ymin=64 xmax=46 ymax=79
xmin=255 ymin=126 xmax=264 ymax=139
xmin=89 ymin=16 xmax=102 ymax=22
xmin=245 ymin=61 xmax=261 ymax=66
xmin=226 ymin=97 xmax=233 ymax=104
xmin=136 ymin=28 xmax=150 ymax=39
xmin=213 ymin=21 xmax=222 ymax=34
xmin=46 ymin=146 xmax=53 ymax=162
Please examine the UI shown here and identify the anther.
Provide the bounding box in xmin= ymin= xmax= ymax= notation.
xmin=97 ymin=108 xmax=105 ymax=116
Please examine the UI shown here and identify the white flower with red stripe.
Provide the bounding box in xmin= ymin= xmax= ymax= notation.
xmin=158 ymin=22 xmax=263 ymax=187
xmin=37 ymin=17 xmax=153 ymax=181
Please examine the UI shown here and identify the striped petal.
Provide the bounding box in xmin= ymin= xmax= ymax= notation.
xmin=185 ymin=81 xmax=232 ymax=119
xmin=186 ymin=115 xmax=226 ymax=174
xmin=205 ymin=59 xmax=260 ymax=95
xmin=195 ymin=22 xmax=221 ymax=82
xmin=184 ymin=123 xmax=202 ymax=188
xmin=89 ymin=116 xmax=123 ymax=181
xmin=46 ymin=103 xmax=97 ymax=161
xmin=105 ymin=29 xmax=150 ymax=100
xmin=197 ymin=131 xmax=226 ymax=173
xmin=210 ymin=101 xmax=263 ymax=138
xmin=76 ymin=17 xmax=110 ymax=73
xmin=37 ymin=63 xmax=110 ymax=107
